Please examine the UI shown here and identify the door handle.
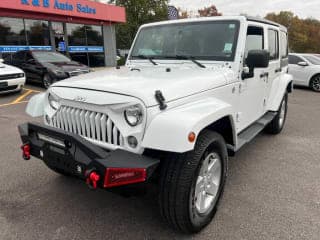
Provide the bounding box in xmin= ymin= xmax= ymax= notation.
xmin=275 ymin=68 xmax=282 ymax=73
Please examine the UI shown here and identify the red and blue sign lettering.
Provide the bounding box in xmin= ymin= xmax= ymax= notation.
xmin=21 ymin=0 xmax=96 ymax=14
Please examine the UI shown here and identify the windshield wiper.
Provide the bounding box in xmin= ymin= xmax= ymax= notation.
xmin=162 ymin=55 xmax=206 ymax=68
xmin=175 ymin=55 xmax=206 ymax=68
xmin=132 ymin=55 xmax=158 ymax=65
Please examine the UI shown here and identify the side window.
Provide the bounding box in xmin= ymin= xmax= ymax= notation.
xmin=245 ymin=26 xmax=264 ymax=58
xmin=25 ymin=52 xmax=33 ymax=61
xmin=280 ymin=31 xmax=288 ymax=59
xmin=288 ymin=55 xmax=303 ymax=65
xmin=268 ymin=29 xmax=279 ymax=60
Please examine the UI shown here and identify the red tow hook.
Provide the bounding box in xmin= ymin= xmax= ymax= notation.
xmin=86 ymin=171 xmax=100 ymax=190
xmin=21 ymin=144 xmax=31 ymax=160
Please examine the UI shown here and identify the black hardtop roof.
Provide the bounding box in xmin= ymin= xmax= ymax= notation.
xmin=246 ymin=16 xmax=287 ymax=32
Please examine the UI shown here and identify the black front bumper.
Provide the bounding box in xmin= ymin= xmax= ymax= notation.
xmin=18 ymin=122 xmax=159 ymax=189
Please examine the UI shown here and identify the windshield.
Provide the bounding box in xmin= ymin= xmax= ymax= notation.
xmin=130 ymin=20 xmax=240 ymax=61
xmin=304 ymin=55 xmax=320 ymax=65
xmin=33 ymin=52 xmax=71 ymax=63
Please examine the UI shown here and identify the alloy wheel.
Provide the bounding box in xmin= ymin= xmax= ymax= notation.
xmin=194 ymin=152 xmax=222 ymax=215
xmin=311 ymin=76 xmax=320 ymax=92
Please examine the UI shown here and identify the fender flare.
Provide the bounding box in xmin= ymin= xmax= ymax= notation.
xmin=267 ymin=73 xmax=293 ymax=111
xmin=141 ymin=98 xmax=236 ymax=153
xmin=26 ymin=92 xmax=46 ymax=117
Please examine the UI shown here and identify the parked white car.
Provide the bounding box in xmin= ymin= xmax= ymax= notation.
xmin=19 ymin=16 xmax=293 ymax=233
xmin=0 ymin=59 xmax=25 ymax=94
xmin=289 ymin=53 xmax=320 ymax=92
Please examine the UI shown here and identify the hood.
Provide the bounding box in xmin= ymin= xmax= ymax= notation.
xmin=52 ymin=66 xmax=231 ymax=107
xmin=43 ymin=61 xmax=88 ymax=72
xmin=0 ymin=63 xmax=24 ymax=74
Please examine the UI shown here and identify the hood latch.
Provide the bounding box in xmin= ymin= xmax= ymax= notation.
xmin=155 ymin=90 xmax=167 ymax=110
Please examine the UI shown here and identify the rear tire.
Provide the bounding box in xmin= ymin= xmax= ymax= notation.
xmin=310 ymin=75 xmax=320 ymax=92
xmin=265 ymin=93 xmax=288 ymax=134
xmin=159 ymin=130 xmax=228 ymax=233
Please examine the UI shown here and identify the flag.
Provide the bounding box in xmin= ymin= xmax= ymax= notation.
xmin=168 ymin=6 xmax=179 ymax=20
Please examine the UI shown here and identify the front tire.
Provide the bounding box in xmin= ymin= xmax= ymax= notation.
xmin=159 ymin=130 xmax=228 ymax=233
xmin=310 ymin=75 xmax=320 ymax=92
xmin=265 ymin=93 xmax=288 ymax=134
xmin=42 ymin=74 xmax=53 ymax=89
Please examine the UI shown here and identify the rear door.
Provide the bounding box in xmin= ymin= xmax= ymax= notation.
xmin=265 ymin=28 xmax=281 ymax=101
xmin=11 ymin=51 xmax=26 ymax=68
xmin=24 ymin=52 xmax=43 ymax=81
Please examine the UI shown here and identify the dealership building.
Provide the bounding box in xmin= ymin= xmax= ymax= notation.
xmin=0 ymin=0 xmax=126 ymax=67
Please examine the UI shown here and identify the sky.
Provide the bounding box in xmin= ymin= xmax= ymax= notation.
xmin=169 ymin=0 xmax=320 ymax=19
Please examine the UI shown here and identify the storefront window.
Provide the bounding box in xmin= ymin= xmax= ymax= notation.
xmin=0 ymin=17 xmax=26 ymax=45
xmin=87 ymin=25 xmax=104 ymax=67
xmin=67 ymin=23 xmax=105 ymax=67
xmin=67 ymin=23 xmax=86 ymax=46
xmin=86 ymin=25 xmax=103 ymax=46
xmin=25 ymin=19 xmax=50 ymax=46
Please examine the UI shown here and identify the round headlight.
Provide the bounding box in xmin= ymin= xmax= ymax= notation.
xmin=124 ymin=105 xmax=143 ymax=127
xmin=48 ymin=93 xmax=60 ymax=110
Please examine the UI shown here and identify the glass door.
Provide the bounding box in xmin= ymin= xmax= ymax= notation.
xmin=52 ymin=22 xmax=66 ymax=53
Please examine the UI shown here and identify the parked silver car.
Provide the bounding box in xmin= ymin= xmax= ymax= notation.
xmin=289 ymin=53 xmax=320 ymax=92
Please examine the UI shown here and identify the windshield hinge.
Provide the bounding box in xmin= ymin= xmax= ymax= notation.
xmin=155 ymin=90 xmax=167 ymax=110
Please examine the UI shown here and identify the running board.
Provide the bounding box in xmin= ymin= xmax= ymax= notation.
xmin=228 ymin=112 xmax=277 ymax=153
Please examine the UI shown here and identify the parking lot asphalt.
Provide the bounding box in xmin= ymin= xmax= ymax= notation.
xmin=0 ymin=85 xmax=319 ymax=240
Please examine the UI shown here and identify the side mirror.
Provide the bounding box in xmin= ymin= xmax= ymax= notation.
xmin=242 ymin=50 xmax=270 ymax=79
xmin=297 ymin=61 xmax=308 ymax=67
xmin=246 ymin=50 xmax=270 ymax=69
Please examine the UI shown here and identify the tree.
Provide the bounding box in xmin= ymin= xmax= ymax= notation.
xmin=266 ymin=11 xmax=320 ymax=53
xmin=109 ymin=0 xmax=169 ymax=49
xmin=198 ymin=5 xmax=222 ymax=17
xmin=178 ymin=8 xmax=191 ymax=19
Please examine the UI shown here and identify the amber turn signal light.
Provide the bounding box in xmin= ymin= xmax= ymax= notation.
xmin=188 ymin=132 xmax=196 ymax=143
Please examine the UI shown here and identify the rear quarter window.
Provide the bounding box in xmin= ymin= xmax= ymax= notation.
xmin=280 ymin=31 xmax=288 ymax=58
xmin=268 ymin=29 xmax=279 ymax=60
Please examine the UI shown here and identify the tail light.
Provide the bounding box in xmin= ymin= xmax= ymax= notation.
xmin=104 ymin=168 xmax=147 ymax=188
xmin=21 ymin=144 xmax=31 ymax=160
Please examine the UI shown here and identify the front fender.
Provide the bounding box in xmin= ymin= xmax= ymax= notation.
xmin=142 ymin=98 xmax=235 ymax=153
xmin=267 ymin=73 xmax=293 ymax=111
xmin=26 ymin=92 xmax=46 ymax=117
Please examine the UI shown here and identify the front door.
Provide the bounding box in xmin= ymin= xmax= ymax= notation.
xmin=237 ymin=25 xmax=267 ymax=132
xmin=288 ymin=55 xmax=309 ymax=86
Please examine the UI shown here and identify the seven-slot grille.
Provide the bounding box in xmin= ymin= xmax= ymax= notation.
xmin=50 ymin=106 xmax=125 ymax=147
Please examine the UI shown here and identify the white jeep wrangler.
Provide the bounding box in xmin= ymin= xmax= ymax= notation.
xmin=19 ymin=16 xmax=293 ymax=233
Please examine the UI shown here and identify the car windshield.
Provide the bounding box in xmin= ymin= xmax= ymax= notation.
xmin=33 ymin=52 xmax=71 ymax=63
xmin=304 ymin=55 xmax=320 ymax=65
xmin=130 ymin=20 xmax=240 ymax=61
